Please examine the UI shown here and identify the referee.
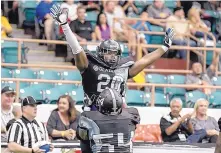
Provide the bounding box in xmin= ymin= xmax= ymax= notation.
xmin=7 ymin=96 xmax=54 ymax=153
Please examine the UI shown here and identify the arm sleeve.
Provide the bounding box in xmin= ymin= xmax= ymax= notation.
xmin=46 ymin=111 xmax=58 ymax=136
xmin=61 ymin=23 xmax=83 ymax=54
xmin=7 ymin=123 xmax=22 ymax=144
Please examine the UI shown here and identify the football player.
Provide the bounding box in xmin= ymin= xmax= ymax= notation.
xmin=50 ymin=4 xmax=174 ymax=110
xmin=215 ymin=118 xmax=221 ymax=153
xmin=76 ymin=88 xmax=140 ymax=153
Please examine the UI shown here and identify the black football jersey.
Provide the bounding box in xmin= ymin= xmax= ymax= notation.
xmin=81 ymin=52 xmax=134 ymax=105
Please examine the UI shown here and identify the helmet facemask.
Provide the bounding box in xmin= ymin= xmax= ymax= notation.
xmin=98 ymin=48 xmax=120 ymax=68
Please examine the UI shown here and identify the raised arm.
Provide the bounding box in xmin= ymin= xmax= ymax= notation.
xmin=50 ymin=4 xmax=88 ymax=72
xmin=129 ymin=28 xmax=174 ymax=77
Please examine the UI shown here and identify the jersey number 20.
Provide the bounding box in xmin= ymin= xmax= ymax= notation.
xmin=97 ymin=74 xmax=124 ymax=92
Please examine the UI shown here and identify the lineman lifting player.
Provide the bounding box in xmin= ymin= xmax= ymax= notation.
xmin=50 ymin=3 xmax=174 ymax=111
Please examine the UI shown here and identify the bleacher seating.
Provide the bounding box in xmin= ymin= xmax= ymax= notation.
xmin=1 ymin=41 xmax=27 ymax=64
xmin=68 ymin=86 xmax=84 ymax=105
xmin=209 ymin=91 xmax=221 ymax=108
xmin=126 ymin=90 xmax=146 ymax=106
xmin=166 ymin=75 xmax=186 ymax=103
xmin=61 ymin=70 xmax=82 ymax=81
xmin=1 ymin=68 xmax=12 ymax=78
xmin=38 ymin=70 xmax=61 ymax=80
xmin=20 ymin=86 xmax=43 ymax=100
xmin=145 ymin=74 xmax=167 ymax=93
xmin=145 ymin=92 xmax=168 ymax=107
xmin=185 ymin=90 xmax=207 ymax=108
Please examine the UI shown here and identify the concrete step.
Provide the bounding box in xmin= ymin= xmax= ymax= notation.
xmin=28 ymin=61 xmax=73 ymax=66
xmin=28 ymin=50 xmax=55 ymax=56
xmin=25 ymin=44 xmax=48 ymax=51
xmin=27 ymin=54 xmax=65 ymax=62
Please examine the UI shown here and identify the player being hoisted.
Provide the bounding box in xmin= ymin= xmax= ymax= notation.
xmin=50 ymin=4 xmax=174 ymax=110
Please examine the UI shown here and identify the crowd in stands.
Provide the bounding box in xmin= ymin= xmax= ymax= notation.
xmin=1 ymin=86 xmax=220 ymax=145
xmin=2 ymin=0 xmax=221 ymax=60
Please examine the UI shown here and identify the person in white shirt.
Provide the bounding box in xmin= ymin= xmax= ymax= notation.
xmin=1 ymin=86 xmax=16 ymax=141
xmin=61 ymin=0 xmax=78 ymax=21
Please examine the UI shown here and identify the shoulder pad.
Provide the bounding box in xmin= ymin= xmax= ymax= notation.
xmin=78 ymin=116 xmax=100 ymax=140
xmin=85 ymin=51 xmax=110 ymax=68
xmin=124 ymin=107 xmax=140 ymax=125
xmin=118 ymin=57 xmax=134 ymax=68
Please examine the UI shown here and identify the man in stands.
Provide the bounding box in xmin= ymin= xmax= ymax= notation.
xmin=185 ymin=51 xmax=219 ymax=94
xmin=50 ymin=3 xmax=174 ymax=111
xmin=147 ymin=0 xmax=172 ymax=27
xmin=166 ymin=6 xmax=197 ymax=59
xmin=1 ymin=86 xmax=16 ymax=141
xmin=76 ymin=88 xmax=140 ymax=153
xmin=160 ymin=98 xmax=193 ymax=142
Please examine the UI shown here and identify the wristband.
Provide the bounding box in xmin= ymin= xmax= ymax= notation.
xmin=61 ymin=131 xmax=65 ymax=137
xmin=161 ymin=46 xmax=169 ymax=52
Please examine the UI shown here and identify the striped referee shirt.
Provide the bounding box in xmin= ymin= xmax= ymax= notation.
xmin=7 ymin=116 xmax=49 ymax=148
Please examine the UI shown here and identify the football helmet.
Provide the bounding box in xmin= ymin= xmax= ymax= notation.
xmin=96 ymin=88 xmax=123 ymax=115
xmin=96 ymin=39 xmax=122 ymax=68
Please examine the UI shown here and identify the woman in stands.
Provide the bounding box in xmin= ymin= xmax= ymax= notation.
xmin=188 ymin=7 xmax=213 ymax=40
xmin=46 ymin=95 xmax=80 ymax=140
xmin=95 ymin=12 xmax=112 ymax=41
xmin=191 ymin=99 xmax=219 ymax=143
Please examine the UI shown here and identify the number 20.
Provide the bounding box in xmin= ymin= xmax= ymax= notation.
xmin=97 ymin=74 xmax=123 ymax=92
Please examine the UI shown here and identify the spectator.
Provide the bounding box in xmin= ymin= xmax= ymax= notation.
xmin=7 ymin=96 xmax=54 ymax=153
xmin=1 ymin=9 xmax=12 ymax=38
xmin=147 ymin=0 xmax=172 ymax=27
xmin=186 ymin=62 xmax=212 ymax=94
xmin=166 ymin=7 xmax=197 ymax=59
xmin=36 ymin=0 xmax=55 ymax=50
xmin=214 ymin=118 xmax=221 ymax=153
xmin=47 ymin=95 xmax=80 ymax=141
xmin=79 ymin=0 xmax=101 ymax=12
xmin=191 ymin=99 xmax=219 ymax=143
xmin=160 ymin=98 xmax=193 ymax=142
xmin=188 ymin=7 xmax=212 ymax=40
xmin=185 ymin=52 xmax=219 ymax=94
xmin=132 ymin=12 xmax=150 ymax=55
xmin=121 ymin=0 xmax=139 ymax=18
xmin=104 ymin=1 xmax=137 ymax=56
xmin=61 ymin=0 xmax=78 ymax=21
xmin=70 ymin=6 xmax=95 ymax=42
xmin=7 ymin=0 xmax=19 ymax=24
xmin=68 ymin=6 xmax=95 ymax=62
xmin=95 ymin=12 xmax=112 ymax=41
xmin=1 ymin=86 xmax=16 ymax=141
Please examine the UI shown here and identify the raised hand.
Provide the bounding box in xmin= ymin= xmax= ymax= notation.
xmin=163 ymin=28 xmax=174 ymax=49
xmin=50 ymin=3 xmax=68 ymax=25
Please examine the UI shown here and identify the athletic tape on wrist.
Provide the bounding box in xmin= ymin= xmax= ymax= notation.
xmin=161 ymin=46 xmax=169 ymax=52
